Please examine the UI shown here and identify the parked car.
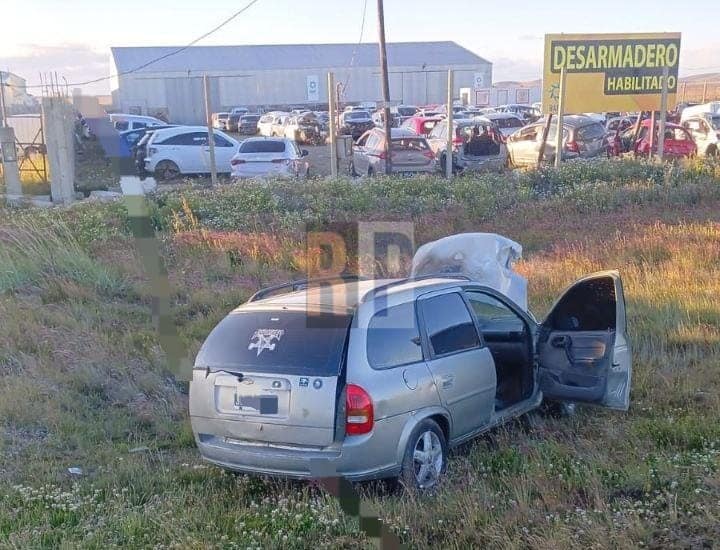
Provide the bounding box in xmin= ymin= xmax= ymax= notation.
xmin=391 ymin=105 xmax=420 ymax=124
xmin=144 ymin=126 xmax=240 ymax=180
xmin=349 ymin=127 xmax=436 ymax=176
xmin=680 ymin=103 xmax=720 ymax=157
xmin=237 ymin=114 xmax=261 ymax=135
xmin=340 ymin=110 xmax=375 ymax=140
xmin=426 ymin=118 xmax=507 ymax=173
xmin=494 ymin=104 xmax=542 ymax=123
xmin=258 ymin=112 xmax=289 ymax=137
xmin=230 ymin=107 xmax=250 ymax=117
xmin=282 ymin=112 xmax=325 ymax=144
xmin=119 ymin=125 xmax=174 ymax=150
xmin=612 ymin=120 xmax=696 ymax=159
xmin=401 ymin=115 xmax=444 ymax=137
xmin=606 ymin=116 xmax=636 ymax=134
xmin=506 ymin=115 xmax=606 ymax=168
xmin=481 ymin=112 xmax=526 ymax=138
xmin=230 ymin=137 xmax=310 ymax=179
xmin=109 ymin=114 xmax=165 ymax=132
xmin=189 ymin=270 xmax=631 ymax=489
xmin=212 ymin=112 xmax=230 ymax=130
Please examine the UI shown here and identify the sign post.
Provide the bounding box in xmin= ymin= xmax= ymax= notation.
xmin=446 ymin=69 xmax=454 ymax=179
xmin=657 ymin=66 xmax=669 ymax=161
xmin=327 ymin=72 xmax=338 ymax=178
xmin=554 ymin=68 xmax=566 ymax=168
xmin=203 ymin=75 xmax=217 ymax=187
xmin=537 ymin=114 xmax=553 ymax=168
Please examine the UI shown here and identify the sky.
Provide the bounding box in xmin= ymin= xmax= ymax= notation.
xmin=2 ymin=0 xmax=720 ymax=95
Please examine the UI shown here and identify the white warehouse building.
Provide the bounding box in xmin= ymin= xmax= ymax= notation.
xmin=110 ymin=42 xmax=492 ymax=124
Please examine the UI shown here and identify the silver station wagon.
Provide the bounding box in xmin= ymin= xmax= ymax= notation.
xmin=190 ymin=271 xmax=632 ymax=490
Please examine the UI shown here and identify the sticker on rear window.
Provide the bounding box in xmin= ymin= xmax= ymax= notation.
xmin=248 ymin=329 xmax=285 ymax=356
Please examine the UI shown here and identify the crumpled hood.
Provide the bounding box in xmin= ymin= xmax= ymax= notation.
xmin=411 ymin=232 xmax=528 ymax=310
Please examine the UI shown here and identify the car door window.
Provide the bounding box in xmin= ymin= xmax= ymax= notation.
xmin=421 ymin=293 xmax=480 ymax=357
xmin=213 ymin=134 xmax=233 ymax=147
xmin=160 ymin=132 xmax=207 ymax=146
xmin=466 ymin=292 xmax=525 ymax=333
xmin=367 ymin=302 xmax=423 ymax=369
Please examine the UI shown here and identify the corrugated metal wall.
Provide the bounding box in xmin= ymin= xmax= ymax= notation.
xmin=117 ymin=62 xmax=492 ymax=123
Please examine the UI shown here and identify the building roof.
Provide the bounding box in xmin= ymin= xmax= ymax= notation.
xmin=111 ymin=42 xmax=490 ymax=75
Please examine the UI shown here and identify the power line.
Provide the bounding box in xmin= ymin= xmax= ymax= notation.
xmin=3 ymin=0 xmax=262 ymax=91
xmin=338 ymin=0 xmax=369 ymax=98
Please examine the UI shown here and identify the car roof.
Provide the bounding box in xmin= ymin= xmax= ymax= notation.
xmin=241 ymin=277 xmax=469 ymax=312
xmin=374 ymin=127 xmax=425 ymax=138
xmin=483 ymin=112 xmax=521 ymax=119
xmin=242 ymin=136 xmax=289 ymax=142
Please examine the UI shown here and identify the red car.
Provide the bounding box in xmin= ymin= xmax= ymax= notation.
xmin=610 ymin=119 xmax=696 ymax=158
xmin=400 ymin=115 xmax=444 ymax=137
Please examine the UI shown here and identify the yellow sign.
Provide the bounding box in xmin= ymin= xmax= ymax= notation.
xmin=543 ymin=33 xmax=681 ymax=114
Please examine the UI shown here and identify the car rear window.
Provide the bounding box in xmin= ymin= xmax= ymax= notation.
xmin=240 ymin=140 xmax=286 ymax=153
xmin=495 ymin=117 xmax=524 ymax=129
xmin=196 ymin=310 xmax=352 ymax=376
xmin=397 ymin=107 xmax=417 ymax=117
xmin=392 ymin=137 xmax=429 ymax=151
xmin=346 ymin=112 xmax=371 ymax=120
xmin=577 ymin=123 xmax=606 ymax=140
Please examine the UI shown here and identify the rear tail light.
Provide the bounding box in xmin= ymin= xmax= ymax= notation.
xmin=377 ymin=151 xmax=387 ymax=160
xmin=422 ymin=150 xmax=435 ymax=159
xmin=230 ymin=158 xmax=246 ymax=165
xmin=346 ymin=384 xmax=374 ymax=435
xmin=452 ymin=137 xmax=464 ymax=146
xmin=565 ymin=140 xmax=580 ymax=153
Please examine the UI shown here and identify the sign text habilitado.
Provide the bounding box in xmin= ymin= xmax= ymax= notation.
xmin=542 ymin=33 xmax=681 ymax=114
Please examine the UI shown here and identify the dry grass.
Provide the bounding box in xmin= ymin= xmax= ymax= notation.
xmin=0 ymin=165 xmax=719 ymax=548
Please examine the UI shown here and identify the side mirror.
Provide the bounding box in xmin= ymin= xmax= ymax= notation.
xmin=301 ymin=149 xmax=309 ymax=157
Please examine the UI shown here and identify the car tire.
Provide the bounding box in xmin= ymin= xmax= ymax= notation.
xmin=155 ymin=160 xmax=180 ymax=181
xmin=367 ymin=166 xmax=374 ymax=177
xmin=399 ymin=419 xmax=448 ymax=492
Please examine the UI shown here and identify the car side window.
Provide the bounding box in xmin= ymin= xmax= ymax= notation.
xmin=465 ymin=292 xmax=526 ymax=333
xmin=421 ymin=293 xmax=480 ymax=357
xmin=114 ymin=121 xmax=129 ymax=131
xmin=160 ymin=132 xmax=207 ymax=146
xmin=213 ymin=134 xmax=233 ymax=147
xmin=367 ymin=302 xmax=423 ymax=369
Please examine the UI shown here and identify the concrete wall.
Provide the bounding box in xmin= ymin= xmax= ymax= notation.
xmin=115 ymin=62 xmax=492 ymax=124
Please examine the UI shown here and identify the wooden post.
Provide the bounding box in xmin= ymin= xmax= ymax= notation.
xmin=657 ymin=66 xmax=669 ymax=162
xmin=0 ymin=71 xmax=7 ymax=128
xmin=377 ymin=0 xmax=392 ymax=175
xmin=648 ymin=110 xmax=656 ymax=159
xmin=680 ymin=81 xmax=686 ymax=103
xmin=537 ymin=113 xmax=553 ymax=168
xmin=203 ymin=75 xmax=217 ymax=186
xmin=327 ymin=72 xmax=338 ymax=178
xmin=446 ymin=69 xmax=454 ymax=179
xmin=631 ymin=111 xmax=644 ymax=157
xmin=701 ymin=80 xmax=708 ymax=103
xmin=554 ymin=67 xmax=567 ymax=168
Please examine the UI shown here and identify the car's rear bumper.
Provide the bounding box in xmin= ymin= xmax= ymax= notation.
xmin=191 ymin=414 xmax=406 ymax=481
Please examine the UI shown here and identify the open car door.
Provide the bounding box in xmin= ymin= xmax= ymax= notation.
xmin=537 ymin=271 xmax=631 ymax=411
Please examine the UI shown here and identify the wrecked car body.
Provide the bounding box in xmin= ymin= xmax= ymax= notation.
xmin=190 ymin=233 xmax=632 ymax=490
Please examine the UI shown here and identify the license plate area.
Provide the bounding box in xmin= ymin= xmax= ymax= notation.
xmin=214 ymin=374 xmax=290 ymax=418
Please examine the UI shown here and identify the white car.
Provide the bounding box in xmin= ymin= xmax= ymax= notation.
xmin=258 ymin=112 xmax=289 ymax=137
xmin=144 ymin=126 xmax=239 ymax=180
xmin=230 ymin=137 xmax=310 ymax=179
xmin=110 ymin=114 xmax=165 ymax=132
xmin=481 ymin=112 xmax=526 ymax=138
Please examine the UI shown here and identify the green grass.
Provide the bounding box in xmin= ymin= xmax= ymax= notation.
xmin=1 ymin=158 xmax=719 ymax=548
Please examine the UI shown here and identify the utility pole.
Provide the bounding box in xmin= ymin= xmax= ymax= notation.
xmin=376 ymin=0 xmax=392 ymax=175
xmin=0 ymin=71 xmax=8 ymax=127
xmin=554 ymin=67 xmax=567 ymax=168
xmin=445 ymin=69 xmax=454 ymax=179
xmin=203 ymin=74 xmax=217 ymax=186
xmin=328 ymin=72 xmax=338 ymax=178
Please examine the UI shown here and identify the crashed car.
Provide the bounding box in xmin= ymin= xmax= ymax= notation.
xmin=189 ymin=233 xmax=632 ymax=490
xmin=340 ymin=110 xmax=375 ymax=140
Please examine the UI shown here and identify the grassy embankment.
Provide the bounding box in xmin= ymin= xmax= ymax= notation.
xmin=1 ymin=159 xmax=719 ymax=548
